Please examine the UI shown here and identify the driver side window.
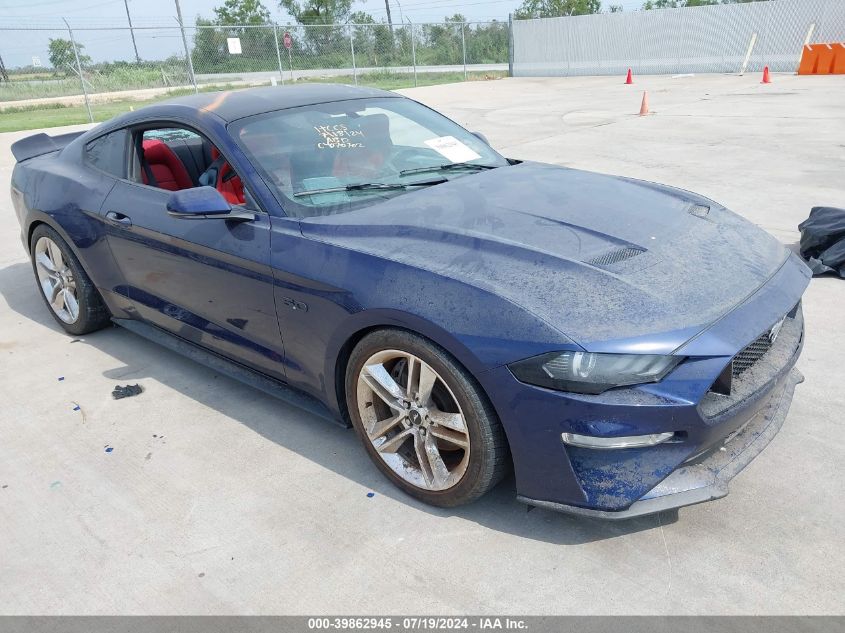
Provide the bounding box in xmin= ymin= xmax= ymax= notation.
xmin=131 ymin=126 xmax=250 ymax=208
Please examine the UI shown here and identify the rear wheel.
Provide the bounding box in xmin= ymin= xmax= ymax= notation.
xmin=345 ymin=329 xmax=510 ymax=507
xmin=30 ymin=224 xmax=111 ymax=336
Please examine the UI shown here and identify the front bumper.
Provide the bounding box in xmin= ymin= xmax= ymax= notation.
xmin=517 ymin=367 xmax=803 ymax=519
xmin=479 ymin=253 xmax=810 ymax=519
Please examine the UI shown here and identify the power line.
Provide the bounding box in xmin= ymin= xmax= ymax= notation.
xmin=3 ymin=0 xmax=87 ymax=7
xmin=5 ymin=0 xmax=126 ymax=18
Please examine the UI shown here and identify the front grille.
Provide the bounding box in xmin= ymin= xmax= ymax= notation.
xmin=586 ymin=246 xmax=645 ymax=267
xmin=731 ymin=331 xmax=773 ymax=377
xmin=699 ymin=303 xmax=803 ymax=419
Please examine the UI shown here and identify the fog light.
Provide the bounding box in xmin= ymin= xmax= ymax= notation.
xmin=561 ymin=432 xmax=674 ymax=450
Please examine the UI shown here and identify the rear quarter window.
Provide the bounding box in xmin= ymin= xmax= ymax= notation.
xmin=85 ymin=129 xmax=129 ymax=178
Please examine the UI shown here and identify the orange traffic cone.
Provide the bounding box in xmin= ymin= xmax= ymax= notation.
xmin=639 ymin=91 xmax=650 ymax=116
xmin=625 ymin=68 xmax=633 ymax=84
xmin=761 ymin=66 xmax=772 ymax=83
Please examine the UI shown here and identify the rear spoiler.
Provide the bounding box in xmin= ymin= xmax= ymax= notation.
xmin=11 ymin=131 xmax=86 ymax=163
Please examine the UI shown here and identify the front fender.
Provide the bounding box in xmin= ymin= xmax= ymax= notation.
xmin=321 ymin=307 xmax=495 ymax=416
xmin=326 ymin=307 xmax=492 ymax=375
xmin=270 ymin=223 xmax=578 ymax=417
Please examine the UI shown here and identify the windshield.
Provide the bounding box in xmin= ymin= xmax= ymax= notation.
xmin=231 ymin=97 xmax=508 ymax=218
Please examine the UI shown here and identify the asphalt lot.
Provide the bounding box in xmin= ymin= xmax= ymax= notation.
xmin=0 ymin=74 xmax=843 ymax=615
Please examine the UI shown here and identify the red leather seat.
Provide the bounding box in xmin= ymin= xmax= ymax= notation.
xmin=142 ymin=139 xmax=192 ymax=191
xmin=210 ymin=147 xmax=245 ymax=205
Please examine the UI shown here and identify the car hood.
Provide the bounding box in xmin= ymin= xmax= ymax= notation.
xmin=299 ymin=162 xmax=789 ymax=352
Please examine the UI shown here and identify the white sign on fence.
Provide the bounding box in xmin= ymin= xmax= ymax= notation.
xmin=227 ymin=37 xmax=242 ymax=55
xmin=32 ymin=56 xmax=42 ymax=67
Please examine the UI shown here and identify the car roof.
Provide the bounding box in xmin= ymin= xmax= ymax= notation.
xmin=152 ymin=84 xmax=400 ymax=123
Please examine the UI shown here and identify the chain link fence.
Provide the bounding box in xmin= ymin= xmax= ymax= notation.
xmin=187 ymin=22 xmax=510 ymax=87
xmin=512 ymin=0 xmax=845 ymax=77
xmin=0 ymin=19 xmax=509 ymax=126
xmin=5 ymin=0 xmax=842 ymax=129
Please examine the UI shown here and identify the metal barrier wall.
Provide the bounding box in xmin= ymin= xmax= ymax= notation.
xmin=512 ymin=0 xmax=845 ymax=77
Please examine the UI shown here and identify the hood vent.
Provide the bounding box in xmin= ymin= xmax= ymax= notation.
xmin=688 ymin=204 xmax=710 ymax=218
xmin=586 ymin=246 xmax=645 ymax=267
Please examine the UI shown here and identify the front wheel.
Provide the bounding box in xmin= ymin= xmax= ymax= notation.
xmin=345 ymin=329 xmax=510 ymax=507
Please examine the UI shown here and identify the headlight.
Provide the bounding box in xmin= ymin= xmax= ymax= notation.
xmin=508 ymin=351 xmax=683 ymax=395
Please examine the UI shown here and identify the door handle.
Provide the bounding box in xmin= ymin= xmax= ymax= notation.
xmin=106 ymin=211 xmax=132 ymax=227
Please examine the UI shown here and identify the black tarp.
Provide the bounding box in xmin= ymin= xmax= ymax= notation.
xmin=798 ymin=206 xmax=845 ymax=278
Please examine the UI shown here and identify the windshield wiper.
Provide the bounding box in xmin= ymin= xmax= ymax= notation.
xmin=293 ymin=179 xmax=445 ymax=198
xmin=399 ymin=162 xmax=499 ymax=177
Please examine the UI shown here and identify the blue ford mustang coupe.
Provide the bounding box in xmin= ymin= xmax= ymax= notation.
xmin=10 ymin=85 xmax=809 ymax=519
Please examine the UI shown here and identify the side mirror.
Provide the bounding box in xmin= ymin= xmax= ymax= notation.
xmin=166 ymin=187 xmax=253 ymax=221
xmin=471 ymin=131 xmax=491 ymax=146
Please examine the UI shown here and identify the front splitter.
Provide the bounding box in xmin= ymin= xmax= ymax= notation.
xmin=517 ymin=368 xmax=804 ymax=520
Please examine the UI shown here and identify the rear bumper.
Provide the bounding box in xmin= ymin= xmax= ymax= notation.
xmin=10 ymin=185 xmax=29 ymax=251
xmin=518 ymin=367 xmax=803 ymax=519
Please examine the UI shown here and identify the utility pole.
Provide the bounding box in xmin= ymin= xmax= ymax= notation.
xmin=174 ymin=0 xmax=197 ymax=92
xmin=408 ymin=18 xmax=416 ymax=87
xmin=384 ymin=0 xmax=394 ymax=37
xmin=63 ymin=18 xmax=93 ymax=123
xmin=124 ymin=0 xmax=141 ymax=63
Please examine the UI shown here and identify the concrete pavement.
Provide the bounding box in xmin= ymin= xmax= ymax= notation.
xmin=0 ymin=74 xmax=843 ymax=614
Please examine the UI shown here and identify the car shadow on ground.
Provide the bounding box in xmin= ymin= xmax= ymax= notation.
xmin=0 ymin=261 xmax=678 ymax=545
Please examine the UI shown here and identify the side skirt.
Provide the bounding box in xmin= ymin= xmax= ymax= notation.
xmin=112 ymin=318 xmax=348 ymax=428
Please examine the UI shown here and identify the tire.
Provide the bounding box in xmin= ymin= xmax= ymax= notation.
xmin=29 ymin=224 xmax=111 ymax=336
xmin=345 ymin=328 xmax=510 ymax=507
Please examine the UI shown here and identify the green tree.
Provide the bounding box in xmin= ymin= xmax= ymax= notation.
xmin=349 ymin=10 xmax=375 ymax=25
xmin=421 ymin=14 xmax=466 ymax=65
xmin=279 ymin=0 xmax=353 ymax=25
xmin=214 ymin=0 xmax=274 ymax=58
xmin=349 ymin=11 xmax=376 ymax=61
xmin=349 ymin=11 xmax=399 ymax=65
xmin=214 ymin=0 xmax=271 ymax=24
xmin=642 ymin=0 xmax=757 ymax=8
xmin=192 ymin=0 xmax=275 ymax=73
xmin=513 ymin=0 xmax=601 ymax=19
xmin=280 ymin=0 xmax=354 ymax=56
xmin=465 ymin=20 xmax=509 ymax=64
xmin=192 ymin=17 xmax=229 ymax=72
xmin=48 ymin=38 xmax=91 ymax=74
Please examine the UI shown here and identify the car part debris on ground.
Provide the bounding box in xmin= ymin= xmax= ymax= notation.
xmin=799 ymin=207 xmax=845 ymax=278
xmin=112 ymin=384 xmax=143 ymax=400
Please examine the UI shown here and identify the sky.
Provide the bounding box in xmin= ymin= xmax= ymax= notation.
xmin=0 ymin=0 xmax=646 ymax=68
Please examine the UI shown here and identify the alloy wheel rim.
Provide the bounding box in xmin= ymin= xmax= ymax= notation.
xmin=34 ymin=237 xmax=79 ymax=324
xmin=356 ymin=350 xmax=471 ymax=491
